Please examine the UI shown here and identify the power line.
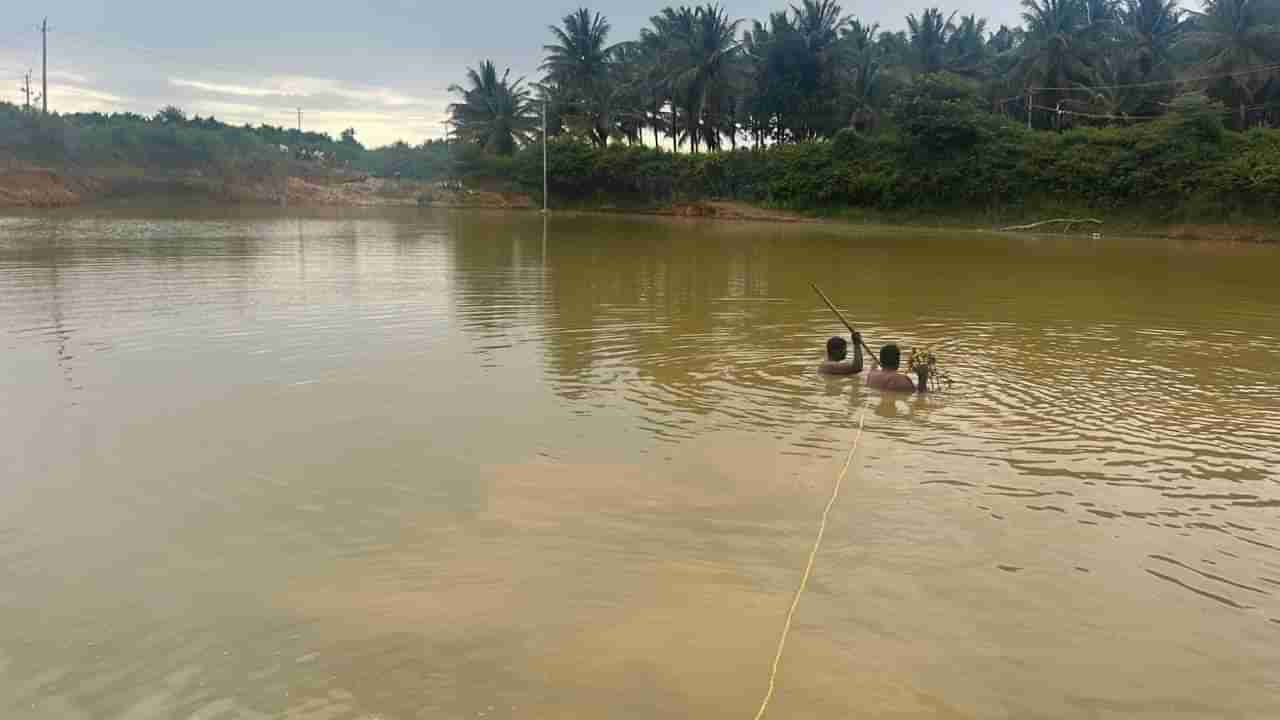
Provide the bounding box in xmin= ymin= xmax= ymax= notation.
xmin=1032 ymin=62 xmax=1280 ymax=92
xmin=1032 ymin=101 xmax=1269 ymax=123
xmin=1031 ymin=103 xmax=1163 ymax=121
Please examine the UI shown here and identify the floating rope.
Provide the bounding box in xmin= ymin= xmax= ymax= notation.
xmin=752 ymin=405 xmax=867 ymax=720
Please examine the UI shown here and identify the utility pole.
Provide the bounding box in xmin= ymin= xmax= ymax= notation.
xmin=542 ymin=99 xmax=548 ymax=213
xmin=21 ymin=70 xmax=32 ymax=111
xmin=296 ymin=108 xmax=303 ymax=133
xmin=442 ymin=118 xmax=453 ymax=184
xmin=41 ymin=18 xmax=49 ymax=114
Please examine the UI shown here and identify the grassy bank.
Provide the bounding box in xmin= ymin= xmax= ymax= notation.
xmin=484 ymin=89 xmax=1280 ymax=232
xmin=3 ymin=84 xmax=1278 ymax=242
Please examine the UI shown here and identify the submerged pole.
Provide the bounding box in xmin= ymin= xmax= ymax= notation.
xmin=542 ymin=99 xmax=548 ymax=213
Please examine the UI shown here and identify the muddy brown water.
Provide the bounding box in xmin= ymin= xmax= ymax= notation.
xmin=1 ymin=208 xmax=1278 ymax=719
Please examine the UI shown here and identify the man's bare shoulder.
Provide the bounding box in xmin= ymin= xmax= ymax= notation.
xmin=866 ymin=369 xmax=915 ymax=391
xmin=818 ymin=361 xmax=860 ymax=376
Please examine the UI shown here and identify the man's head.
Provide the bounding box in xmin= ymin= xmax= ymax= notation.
xmin=879 ymin=343 xmax=902 ymax=369
xmin=826 ymin=336 xmax=848 ymax=361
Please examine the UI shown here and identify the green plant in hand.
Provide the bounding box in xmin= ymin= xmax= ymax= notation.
xmin=907 ymin=347 xmax=953 ymax=392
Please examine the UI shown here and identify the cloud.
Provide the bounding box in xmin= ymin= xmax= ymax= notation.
xmin=164 ymin=73 xmax=450 ymax=145
xmin=170 ymin=75 xmax=431 ymax=108
xmin=169 ymin=96 xmax=448 ymax=147
xmin=49 ymin=84 xmax=128 ymax=112
xmin=170 ymin=78 xmax=280 ymax=98
xmin=49 ymin=70 xmax=92 ymax=84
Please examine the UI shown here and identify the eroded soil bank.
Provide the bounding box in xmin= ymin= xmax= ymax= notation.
xmin=1 ymin=166 xmax=1274 ymax=243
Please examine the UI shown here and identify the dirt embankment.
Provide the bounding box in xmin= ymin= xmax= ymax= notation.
xmin=0 ymin=167 xmax=424 ymax=208
xmin=0 ymin=168 xmax=101 ymax=208
xmin=230 ymin=175 xmax=423 ymax=207
xmin=0 ymin=166 xmax=538 ymax=210
xmin=417 ymin=185 xmax=535 ymax=210
xmin=1164 ymin=224 xmax=1280 ymax=244
xmin=0 ymin=167 xmax=1273 ymax=243
xmin=663 ymin=200 xmax=810 ymax=222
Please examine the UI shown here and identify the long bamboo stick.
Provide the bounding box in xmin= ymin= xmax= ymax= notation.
xmin=810 ymin=283 xmax=879 ymax=367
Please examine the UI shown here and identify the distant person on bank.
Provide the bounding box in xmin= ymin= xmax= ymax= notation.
xmin=817 ymin=332 xmax=864 ymax=375
xmin=865 ymin=343 xmax=928 ymax=393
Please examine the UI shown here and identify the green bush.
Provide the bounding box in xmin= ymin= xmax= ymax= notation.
xmin=891 ymin=74 xmax=996 ymax=156
xmin=500 ymin=116 xmax=1280 ymax=221
xmin=2 ymin=98 xmax=1278 ymax=222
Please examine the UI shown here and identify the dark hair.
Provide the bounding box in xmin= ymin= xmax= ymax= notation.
xmin=879 ymin=343 xmax=901 ymax=369
xmin=826 ymin=336 xmax=848 ymax=360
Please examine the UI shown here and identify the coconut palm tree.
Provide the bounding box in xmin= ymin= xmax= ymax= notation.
xmin=1017 ymin=0 xmax=1097 ymax=126
xmin=786 ymin=0 xmax=853 ymax=139
xmin=990 ymin=24 xmax=1023 ymax=54
xmin=651 ymin=4 xmax=744 ymax=152
xmin=1120 ymin=0 xmax=1186 ymax=78
xmin=842 ymin=20 xmax=884 ymax=131
xmin=1183 ymin=0 xmax=1280 ymax=127
xmin=947 ymin=14 xmax=991 ymax=75
xmin=1096 ymin=0 xmax=1187 ymax=114
xmin=691 ymin=4 xmax=746 ymax=150
xmin=741 ymin=13 xmax=783 ymax=145
xmin=644 ymin=6 xmax=699 ymax=150
xmin=635 ymin=26 xmax=676 ymax=149
xmin=609 ymin=41 xmax=652 ymax=145
xmin=1068 ymin=53 xmax=1149 ymax=121
xmin=542 ymin=8 xmax=620 ymax=147
xmin=972 ymin=25 xmax=1023 ymax=116
xmin=792 ymin=0 xmax=849 ymax=51
xmin=906 ymin=8 xmax=958 ymax=74
xmin=448 ymin=61 xmax=538 ymax=156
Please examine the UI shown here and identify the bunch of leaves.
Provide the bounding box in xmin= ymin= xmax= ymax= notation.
xmin=907 ymin=347 xmax=954 ymax=391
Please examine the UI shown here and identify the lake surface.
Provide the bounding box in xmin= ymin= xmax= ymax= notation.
xmin=1 ymin=208 xmax=1278 ymax=719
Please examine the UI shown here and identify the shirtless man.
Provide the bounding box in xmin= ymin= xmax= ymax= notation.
xmin=865 ymin=343 xmax=928 ymax=393
xmin=818 ymin=332 xmax=865 ymax=376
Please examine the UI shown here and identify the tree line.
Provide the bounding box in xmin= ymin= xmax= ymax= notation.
xmin=454 ymin=78 xmax=1280 ymax=223
xmin=448 ymin=0 xmax=1280 ymax=154
xmin=0 ymin=100 xmax=455 ymax=180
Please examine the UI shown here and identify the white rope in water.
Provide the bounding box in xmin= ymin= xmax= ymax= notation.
xmin=752 ymin=406 xmax=867 ymax=720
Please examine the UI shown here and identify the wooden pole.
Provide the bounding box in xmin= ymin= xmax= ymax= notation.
xmin=542 ymin=99 xmax=548 ymax=213
xmin=810 ymin=283 xmax=879 ymax=366
xmin=41 ymin=18 xmax=48 ymax=115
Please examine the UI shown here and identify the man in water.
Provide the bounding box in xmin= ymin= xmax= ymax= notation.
xmin=865 ymin=343 xmax=928 ymax=392
xmin=818 ymin=332 xmax=864 ymax=375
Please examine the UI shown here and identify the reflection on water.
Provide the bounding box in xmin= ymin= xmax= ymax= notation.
xmin=1 ymin=208 xmax=1278 ymax=719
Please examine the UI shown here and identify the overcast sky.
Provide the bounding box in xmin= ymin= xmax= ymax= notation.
xmin=0 ymin=0 xmax=1023 ymax=148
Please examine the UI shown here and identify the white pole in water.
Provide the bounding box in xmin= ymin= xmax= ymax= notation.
xmin=41 ymin=18 xmax=49 ymax=115
xmin=542 ymin=99 xmax=548 ymax=214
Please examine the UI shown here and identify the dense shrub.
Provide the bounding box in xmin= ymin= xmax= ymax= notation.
xmin=498 ymin=98 xmax=1279 ymax=221
xmin=3 ymin=99 xmax=1278 ymax=221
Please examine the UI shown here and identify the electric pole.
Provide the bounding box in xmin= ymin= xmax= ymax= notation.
xmin=442 ymin=118 xmax=451 ymax=183
xmin=41 ymin=18 xmax=48 ymax=114
xmin=21 ymin=70 xmax=32 ymax=111
xmin=542 ymin=99 xmax=548 ymax=213
xmin=296 ymin=108 xmax=303 ymax=133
